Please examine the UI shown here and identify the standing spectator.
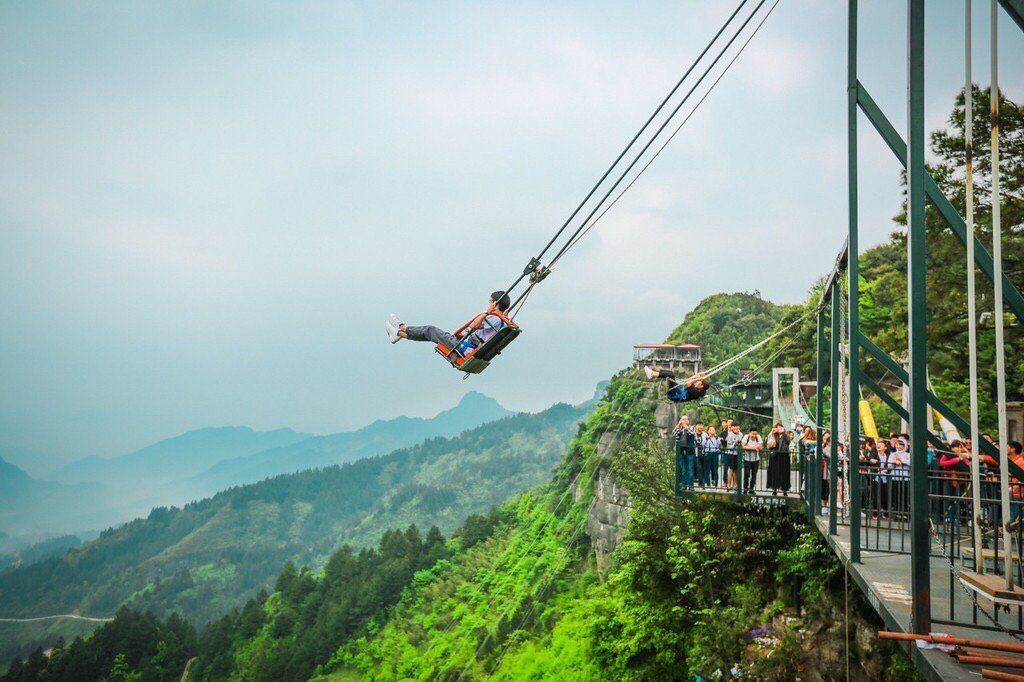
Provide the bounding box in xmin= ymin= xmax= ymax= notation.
xmin=821 ymin=430 xmax=832 ymax=512
xmin=876 ymin=439 xmax=892 ymax=520
xmin=705 ymin=426 xmax=723 ymax=488
xmin=741 ymin=427 xmax=764 ymax=493
xmin=890 ymin=437 xmax=911 ymax=518
xmin=694 ymin=421 xmax=707 ymax=487
xmin=766 ymin=422 xmax=791 ymax=495
xmin=1008 ymin=442 xmax=1024 ymax=521
xmin=726 ymin=423 xmax=743 ymax=490
xmin=800 ymin=427 xmax=817 ymax=500
xmin=859 ymin=438 xmax=879 ymax=517
xmin=675 ymin=415 xmax=696 ymax=491
xmin=938 ymin=440 xmax=971 ymax=516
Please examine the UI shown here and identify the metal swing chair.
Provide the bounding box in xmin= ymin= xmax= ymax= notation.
xmin=434 ymin=309 xmax=521 ymax=375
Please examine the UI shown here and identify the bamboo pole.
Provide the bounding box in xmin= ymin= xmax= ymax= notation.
xmin=958 ymin=654 xmax=1024 ymax=668
xmin=983 ymin=670 xmax=1024 ymax=682
xmin=878 ymin=631 xmax=1024 ymax=655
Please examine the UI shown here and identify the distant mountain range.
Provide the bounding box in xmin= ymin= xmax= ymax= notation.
xmin=0 ymin=399 xmax=594 ymax=665
xmin=0 ymin=457 xmax=104 ymax=547
xmin=0 ymin=391 xmax=513 ymax=545
xmin=187 ymin=390 xmax=513 ymax=496
xmin=49 ymin=426 xmax=312 ymax=485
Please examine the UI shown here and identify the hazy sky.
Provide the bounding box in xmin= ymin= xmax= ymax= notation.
xmin=2 ymin=1 xmax=1022 ymax=463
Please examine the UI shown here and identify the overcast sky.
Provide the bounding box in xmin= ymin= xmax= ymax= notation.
xmin=2 ymin=1 xmax=1022 ymax=464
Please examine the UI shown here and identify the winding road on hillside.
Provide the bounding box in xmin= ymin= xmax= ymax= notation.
xmin=0 ymin=614 xmax=113 ymax=623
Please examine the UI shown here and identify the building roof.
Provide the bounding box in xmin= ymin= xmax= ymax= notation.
xmin=633 ymin=343 xmax=701 ymax=349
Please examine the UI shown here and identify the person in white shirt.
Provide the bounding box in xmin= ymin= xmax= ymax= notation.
xmin=704 ymin=426 xmax=723 ymax=488
xmin=741 ymin=428 xmax=764 ymax=493
xmin=726 ymin=423 xmax=743 ymax=490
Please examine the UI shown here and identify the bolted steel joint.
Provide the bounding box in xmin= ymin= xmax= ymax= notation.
xmin=529 ymin=265 xmax=551 ymax=284
xmin=522 ymin=257 xmax=542 ymax=276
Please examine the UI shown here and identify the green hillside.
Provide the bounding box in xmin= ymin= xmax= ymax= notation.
xmin=162 ymin=373 xmax=911 ymax=681
xmin=0 ymin=402 xmax=590 ymax=666
xmin=7 ymin=72 xmax=1024 ymax=682
xmin=665 ymin=291 xmax=794 ymax=370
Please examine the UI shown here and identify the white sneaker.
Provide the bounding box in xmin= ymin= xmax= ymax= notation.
xmin=385 ymin=318 xmax=400 ymax=344
xmin=389 ymin=313 xmax=402 ymax=327
xmin=644 ymin=366 xmax=655 ymax=380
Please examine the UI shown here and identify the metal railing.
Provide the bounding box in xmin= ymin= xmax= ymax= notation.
xmin=673 ymin=443 xmax=801 ymax=500
xmin=672 ymin=439 xmax=1024 ymax=634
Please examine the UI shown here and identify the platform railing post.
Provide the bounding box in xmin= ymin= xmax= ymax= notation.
xmin=847 ymin=0 xmax=862 ymax=564
xmin=830 ymin=280 xmax=840 ymax=536
xmin=906 ymin=0 xmax=931 ymax=634
xmin=815 ymin=306 xmax=826 ymax=522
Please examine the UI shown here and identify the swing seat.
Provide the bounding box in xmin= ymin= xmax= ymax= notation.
xmin=959 ymin=570 xmax=1024 ymax=604
xmin=435 ymin=311 xmax=521 ymax=374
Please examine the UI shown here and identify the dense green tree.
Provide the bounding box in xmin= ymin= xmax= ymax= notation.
xmin=0 ymin=401 xmax=589 ymax=664
xmin=0 ymin=609 xmax=196 ymax=682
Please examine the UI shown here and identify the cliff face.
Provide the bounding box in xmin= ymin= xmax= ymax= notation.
xmin=584 ymin=393 xmax=681 ymax=570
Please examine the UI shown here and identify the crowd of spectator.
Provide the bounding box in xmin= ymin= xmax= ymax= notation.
xmin=672 ymin=413 xmax=1024 ymax=526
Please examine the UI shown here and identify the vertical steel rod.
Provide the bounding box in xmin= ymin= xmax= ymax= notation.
xmin=848 ymin=0 xmax=862 ymax=563
xmin=990 ymin=0 xmax=1012 ymax=588
xmin=830 ymin=281 xmax=841 ymax=535
xmin=907 ymin=0 xmax=931 ymax=634
xmin=816 ymin=307 xmax=827 ymax=522
xmin=966 ymin=0 xmax=985 ymax=576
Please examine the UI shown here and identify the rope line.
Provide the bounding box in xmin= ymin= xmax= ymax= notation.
xmin=505 ymin=0 xmax=782 ymax=316
xmin=542 ymin=0 xmax=770 ymax=273
xmin=552 ymin=0 xmax=783 ymax=265
xmin=700 ymin=311 xmax=812 ymax=381
xmin=502 ymin=0 xmax=754 ymax=299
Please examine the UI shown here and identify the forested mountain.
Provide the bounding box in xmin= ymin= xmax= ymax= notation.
xmin=16 ymin=392 xmax=513 ymax=543
xmin=0 ymin=458 xmax=105 ymax=543
xmin=189 ymin=391 xmax=513 ymax=496
xmin=0 ymin=535 xmax=88 ymax=573
xmin=0 ymin=400 xmax=590 ymax=666
xmin=50 ymin=426 xmax=311 ymax=485
xmin=664 ymin=291 xmax=794 ymax=369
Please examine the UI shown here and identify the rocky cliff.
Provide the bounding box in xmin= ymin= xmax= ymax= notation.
xmin=584 ymin=388 xmax=683 ymax=570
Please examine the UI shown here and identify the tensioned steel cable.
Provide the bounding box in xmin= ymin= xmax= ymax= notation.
xmin=551 ymin=0 xmax=782 ymax=267
xmin=507 ymin=0 xmax=776 ymax=315
xmin=539 ymin=0 xmax=770 ymax=275
xmin=501 ymin=0 xmax=752 ymax=299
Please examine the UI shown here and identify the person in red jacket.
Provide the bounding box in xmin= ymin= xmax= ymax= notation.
xmin=1008 ymin=441 xmax=1024 ymax=521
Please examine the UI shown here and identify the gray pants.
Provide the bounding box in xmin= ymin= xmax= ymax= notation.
xmin=404 ymin=324 xmax=461 ymax=349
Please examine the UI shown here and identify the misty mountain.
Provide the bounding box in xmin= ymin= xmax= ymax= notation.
xmin=12 ymin=392 xmax=512 ymax=540
xmin=0 ymin=458 xmax=105 ymax=545
xmin=188 ymin=390 xmax=513 ymax=495
xmin=49 ymin=426 xmax=311 ymax=485
xmin=0 ymin=456 xmax=31 ymax=490
xmin=0 ymin=401 xmax=590 ymax=642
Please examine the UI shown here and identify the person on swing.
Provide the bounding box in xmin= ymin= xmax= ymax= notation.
xmin=643 ymin=366 xmax=710 ymax=403
xmin=385 ymin=291 xmax=511 ymax=355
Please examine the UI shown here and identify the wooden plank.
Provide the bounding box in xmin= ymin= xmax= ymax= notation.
xmin=961 ymin=571 xmax=1024 ymax=602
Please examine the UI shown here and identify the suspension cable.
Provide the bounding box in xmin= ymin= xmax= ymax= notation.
xmin=550 ymin=0 xmax=783 ymax=269
xmin=537 ymin=0 xmax=771 ymax=278
xmin=501 ymin=0 xmax=754 ymax=299
xmin=700 ymin=311 xmax=811 ymax=381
